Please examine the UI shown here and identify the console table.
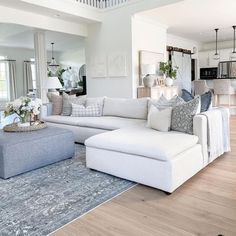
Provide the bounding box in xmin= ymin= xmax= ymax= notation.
xmin=137 ymin=86 xmax=178 ymax=99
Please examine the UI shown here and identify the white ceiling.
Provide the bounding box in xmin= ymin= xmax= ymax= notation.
xmin=0 ymin=23 xmax=85 ymax=52
xmin=0 ymin=0 xmax=96 ymax=24
xmin=139 ymin=0 xmax=236 ymax=43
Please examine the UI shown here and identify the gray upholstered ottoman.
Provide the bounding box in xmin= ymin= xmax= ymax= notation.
xmin=0 ymin=127 xmax=75 ymax=179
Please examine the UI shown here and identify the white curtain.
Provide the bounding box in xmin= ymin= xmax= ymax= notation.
xmin=8 ymin=61 xmax=17 ymax=101
xmin=171 ymin=52 xmax=192 ymax=92
xmin=23 ymin=61 xmax=33 ymax=95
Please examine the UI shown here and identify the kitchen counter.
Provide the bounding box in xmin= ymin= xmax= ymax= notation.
xmin=203 ymin=79 xmax=236 ymax=114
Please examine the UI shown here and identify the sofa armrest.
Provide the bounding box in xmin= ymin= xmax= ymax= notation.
xmin=40 ymin=103 xmax=53 ymax=119
xmin=193 ymin=114 xmax=208 ymax=166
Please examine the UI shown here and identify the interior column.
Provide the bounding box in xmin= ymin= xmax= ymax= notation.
xmin=34 ymin=30 xmax=47 ymax=102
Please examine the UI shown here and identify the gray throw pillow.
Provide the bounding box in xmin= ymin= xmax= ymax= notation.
xmin=171 ymin=96 xmax=200 ymax=134
xmin=149 ymin=95 xmax=185 ymax=110
xmin=61 ymin=93 xmax=86 ymax=116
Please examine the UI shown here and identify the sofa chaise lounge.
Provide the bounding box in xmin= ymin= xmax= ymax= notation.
xmin=42 ymin=96 xmax=227 ymax=193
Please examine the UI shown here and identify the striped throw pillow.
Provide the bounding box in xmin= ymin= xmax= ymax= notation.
xmin=71 ymin=103 xmax=102 ymax=117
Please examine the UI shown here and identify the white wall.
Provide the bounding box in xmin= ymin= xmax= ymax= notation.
xmin=85 ymin=0 xmax=182 ymax=98
xmin=167 ymin=34 xmax=201 ymax=58
xmin=57 ymin=48 xmax=86 ymax=69
xmin=200 ymin=40 xmax=234 ymax=51
xmin=86 ymin=9 xmax=133 ymax=98
xmin=132 ymin=16 xmax=167 ymax=96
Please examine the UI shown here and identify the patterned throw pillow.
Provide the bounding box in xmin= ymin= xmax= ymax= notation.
xmin=47 ymin=93 xmax=63 ymax=115
xmin=86 ymin=97 xmax=105 ymax=115
xmin=171 ymin=96 xmax=200 ymax=134
xmin=71 ymin=103 xmax=102 ymax=117
xmin=61 ymin=93 xmax=86 ymax=116
xmin=149 ymin=95 xmax=185 ymax=110
xmin=181 ymin=89 xmax=212 ymax=112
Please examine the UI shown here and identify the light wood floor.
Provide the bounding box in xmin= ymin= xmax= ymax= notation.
xmin=52 ymin=117 xmax=236 ymax=236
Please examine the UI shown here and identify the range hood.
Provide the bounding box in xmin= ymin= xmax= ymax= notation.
xmin=218 ymin=61 xmax=236 ymax=78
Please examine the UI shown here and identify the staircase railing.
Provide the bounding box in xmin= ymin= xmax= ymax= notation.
xmin=76 ymin=0 xmax=129 ymax=9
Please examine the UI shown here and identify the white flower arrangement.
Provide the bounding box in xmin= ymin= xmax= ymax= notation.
xmin=5 ymin=97 xmax=42 ymax=123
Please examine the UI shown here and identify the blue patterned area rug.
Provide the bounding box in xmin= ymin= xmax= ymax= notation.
xmin=0 ymin=145 xmax=135 ymax=236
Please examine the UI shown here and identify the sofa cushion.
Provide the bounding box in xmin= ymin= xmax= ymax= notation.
xmin=103 ymin=97 xmax=148 ymax=119
xmin=85 ymin=126 xmax=199 ymax=161
xmin=86 ymin=97 xmax=105 ymax=106
xmin=44 ymin=115 xmax=81 ymax=126
xmin=43 ymin=116 xmax=146 ymax=130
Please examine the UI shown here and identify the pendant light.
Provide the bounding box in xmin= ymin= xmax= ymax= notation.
xmin=48 ymin=42 xmax=60 ymax=75
xmin=230 ymin=26 xmax=236 ymax=60
xmin=213 ymin=28 xmax=220 ymax=60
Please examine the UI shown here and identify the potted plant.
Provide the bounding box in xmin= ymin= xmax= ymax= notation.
xmin=159 ymin=61 xmax=178 ymax=86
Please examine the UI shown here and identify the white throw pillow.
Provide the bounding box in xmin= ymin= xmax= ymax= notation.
xmin=71 ymin=103 xmax=102 ymax=117
xmin=147 ymin=105 xmax=172 ymax=132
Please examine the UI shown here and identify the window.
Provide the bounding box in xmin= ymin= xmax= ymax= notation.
xmin=0 ymin=56 xmax=9 ymax=101
xmin=30 ymin=58 xmax=37 ymax=90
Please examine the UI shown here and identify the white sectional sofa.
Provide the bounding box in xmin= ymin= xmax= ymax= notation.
xmin=42 ymin=97 xmax=224 ymax=193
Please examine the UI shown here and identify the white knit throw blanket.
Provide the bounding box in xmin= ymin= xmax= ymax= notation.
xmin=202 ymin=107 xmax=230 ymax=162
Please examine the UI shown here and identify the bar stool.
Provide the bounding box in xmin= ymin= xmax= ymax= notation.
xmin=213 ymin=79 xmax=235 ymax=107
xmin=193 ymin=80 xmax=210 ymax=95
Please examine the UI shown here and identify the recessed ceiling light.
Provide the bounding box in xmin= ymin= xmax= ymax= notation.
xmin=54 ymin=14 xmax=60 ymax=18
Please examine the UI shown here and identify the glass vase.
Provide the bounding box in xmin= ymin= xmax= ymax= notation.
xmin=18 ymin=113 xmax=31 ymax=127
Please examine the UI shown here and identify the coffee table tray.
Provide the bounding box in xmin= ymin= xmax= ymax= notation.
xmin=3 ymin=121 xmax=47 ymax=132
